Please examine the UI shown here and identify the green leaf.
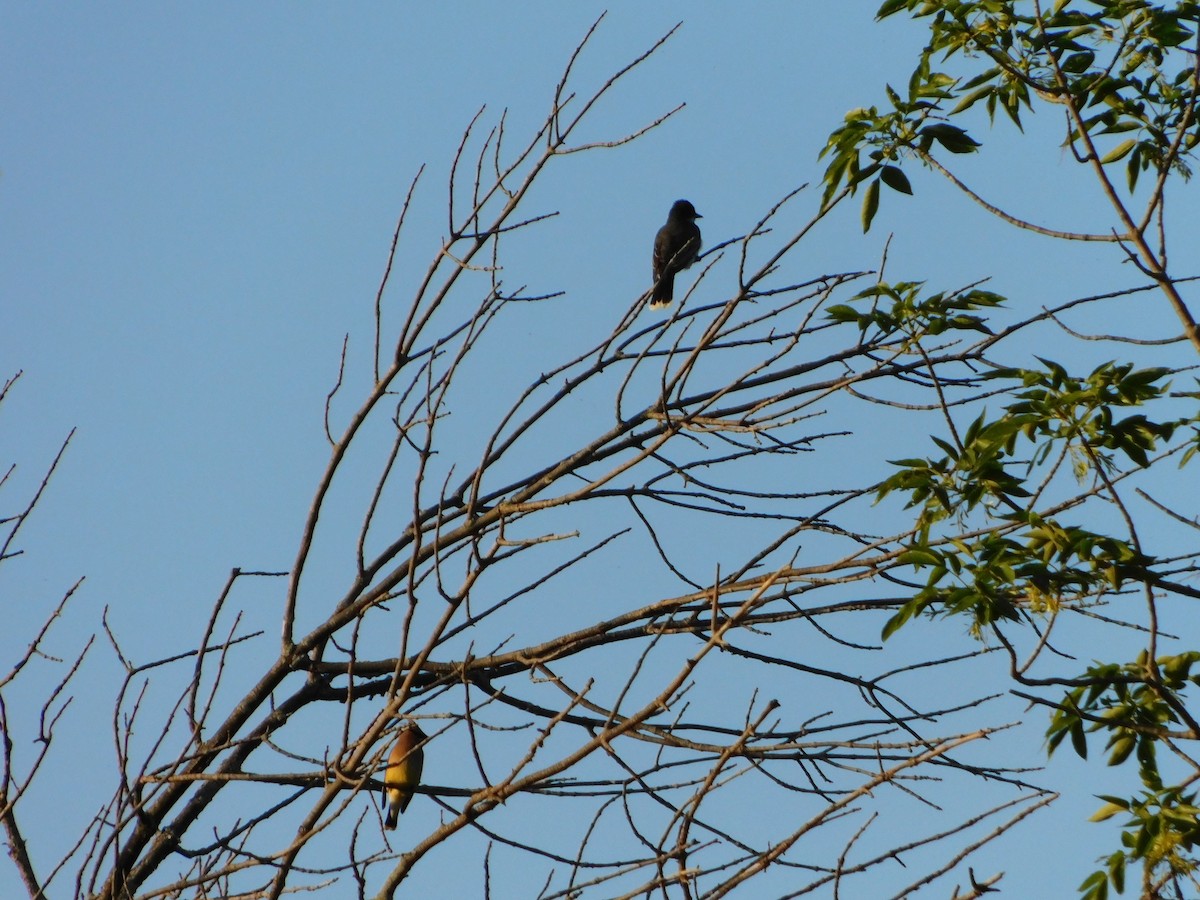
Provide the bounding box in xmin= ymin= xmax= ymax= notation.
xmin=887 ymin=458 xmax=930 ymax=468
xmin=881 ymin=608 xmax=909 ymax=641
xmin=876 ymin=0 xmax=910 ymax=19
xmin=881 ymin=595 xmax=928 ymax=640
xmin=1127 ymin=145 xmax=1143 ymax=192
xmin=825 ymin=304 xmax=862 ymax=323
xmin=950 ymin=84 xmax=994 ymax=115
xmin=896 ymin=548 xmax=941 ymax=567
xmin=861 ymin=178 xmax=881 ymax=232
xmin=880 ymin=165 xmax=913 ymax=195
xmin=1078 ymin=869 xmax=1108 ymax=900
xmin=1100 ymin=139 xmax=1137 ymax=165
xmin=1090 ymin=802 xmax=1126 ymax=823
xmin=849 ymin=161 xmax=882 ymax=186
xmin=1061 ymin=50 xmax=1096 ymax=74
xmin=1108 ymin=734 xmax=1135 ymax=766
xmin=920 ymin=123 xmax=981 ymax=154
xmin=1071 ymin=721 xmax=1089 ymax=759
xmin=1109 ymin=853 xmax=1125 ymax=893
xmin=1096 ymin=794 xmax=1131 ymax=811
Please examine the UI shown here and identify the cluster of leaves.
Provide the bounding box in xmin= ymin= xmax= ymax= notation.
xmin=819 ymin=69 xmax=980 ymax=231
xmin=826 ymin=280 xmax=1002 ymax=342
xmin=884 ymin=515 xmax=1150 ymax=638
xmin=822 ymin=0 xmax=1200 ymax=229
xmin=878 ymin=355 xmax=1179 ymax=528
xmin=1000 ymin=358 xmax=1180 ymax=469
xmin=1049 ymin=650 xmax=1200 ymax=899
xmin=821 ymin=1 xmax=1200 ymax=895
xmin=867 ymin=336 xmax=1198 ymax=894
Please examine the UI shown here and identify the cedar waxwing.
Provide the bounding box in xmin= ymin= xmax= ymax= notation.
xmin=383 ymin=722 xmax=426 ymax=829
xmin=651 ymin=199 xmax=703 ymax=308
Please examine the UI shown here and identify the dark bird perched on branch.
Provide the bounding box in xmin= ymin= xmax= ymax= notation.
xmin=650 ymin=199 xmax=702 ymax=308
xmin=383 ymin=722 xmax=426 ymax=829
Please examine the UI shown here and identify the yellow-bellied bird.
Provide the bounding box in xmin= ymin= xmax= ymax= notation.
xmin=384 ymin=722 xmax=426 ymax=829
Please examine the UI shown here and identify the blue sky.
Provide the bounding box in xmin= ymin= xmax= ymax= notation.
xmin=3 ymin=4 xmax=1196 ymax=898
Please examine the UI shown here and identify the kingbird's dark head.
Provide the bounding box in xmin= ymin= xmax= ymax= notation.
xmin=669 ymin=199 xmax=701 ymax=220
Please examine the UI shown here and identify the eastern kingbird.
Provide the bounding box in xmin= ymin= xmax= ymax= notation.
xmin=651 ymin=199 xmax=702 ymax=308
